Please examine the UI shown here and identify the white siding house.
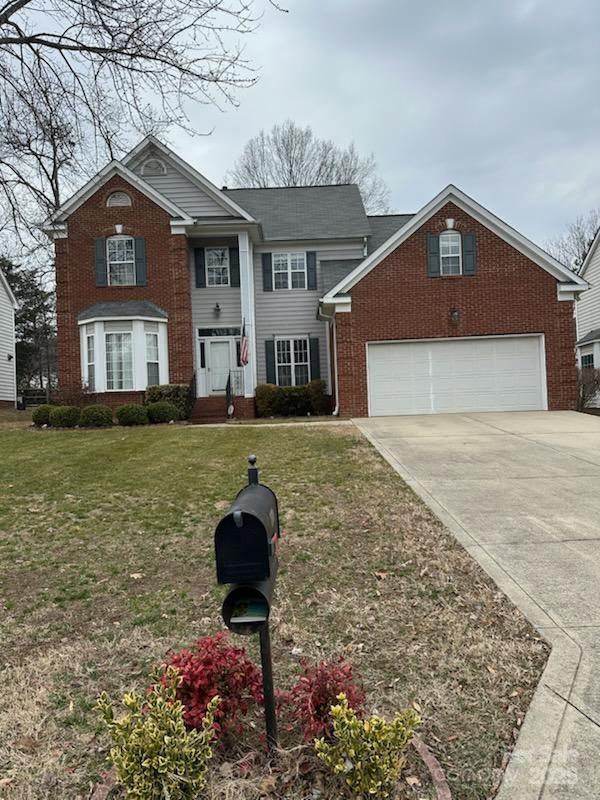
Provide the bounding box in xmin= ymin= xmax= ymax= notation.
xmin=0 ymin=269 xmax=17 ymax=406
xmin=576 ymin=230 xmax=600 ymax=366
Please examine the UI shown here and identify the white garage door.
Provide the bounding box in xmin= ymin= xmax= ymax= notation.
xmin=367 ymin=335 xmax=546 ymax=416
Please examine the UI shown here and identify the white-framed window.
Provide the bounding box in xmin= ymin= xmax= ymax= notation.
xmin=581 ymin=353 xmax=595 ymax=369
xmin=276 ymin=338 xmax=310 ymax=386
xmin=106 ymin=330 xmax=134 ymax=390
xmin=273 ymin=252 xmax=307 ymax=290
xmin=106 ymin=191 xmax=132 ymax=207
xmin=439 ymin=231 xmax=462 ymax=276
xmin=107 ymin=236 xmax=136 ymax=286
xmin=86 ymin=328 xmax=95 ymax=392
xmin=146 ymin=326 xmax=160 ymax=386
xmin=206 ymin=247 xmax=230 ymax=287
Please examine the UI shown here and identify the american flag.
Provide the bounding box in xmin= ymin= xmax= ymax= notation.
xmin=240 ymin=319 xmax=249 ymax=366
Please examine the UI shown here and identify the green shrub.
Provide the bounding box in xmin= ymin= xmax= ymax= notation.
xmin=146 ymin=401 xmax=179 ymax=424
xmin=48 ymin=405 xmax=81 ymax=428
xmin=306 ymin=379 xmax=329 ymax=415
xmin=32 ymin=404 xmax=53 ymax=427
xmin=79 ymin=405 xmax=113 ymax=428
xmin=315 ymin=694 xmax=420 ymax=799
xmin=274 ymin=385 xmax=312 ymax=416
xmin=256 ymin=383 xmax=279 ymax=417
xmin=116 ymin=404 xmax=149 ymax=426
xmin=144 ymin=384 xmax=190 ymax=419
xmin=96 ymin=666 xmax=218 ymax=800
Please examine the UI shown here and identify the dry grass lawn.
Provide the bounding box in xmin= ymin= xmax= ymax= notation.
xmin=0 ymin=412 xmax=548 ymax=799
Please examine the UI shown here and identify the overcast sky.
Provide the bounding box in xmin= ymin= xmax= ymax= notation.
xmin=168 ymin=0 xmax=600 ymax=246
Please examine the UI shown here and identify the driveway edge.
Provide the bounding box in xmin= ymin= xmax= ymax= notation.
xmin=354 ymin=420 xmax=580 ymax=800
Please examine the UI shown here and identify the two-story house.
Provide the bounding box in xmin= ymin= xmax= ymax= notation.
xmin=0 ymin=267 xmax=17 ymax=408
xmin=44 ymin=135 xmax=588 ymax=419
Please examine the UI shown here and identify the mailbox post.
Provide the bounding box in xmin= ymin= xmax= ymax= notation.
xmin=214 ymin=455 xmax=280 ymax=751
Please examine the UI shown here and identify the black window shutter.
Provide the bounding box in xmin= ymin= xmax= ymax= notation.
xmin=309 ymin=337 xmax=320 ymax=380
xmin=463 ymin=234 xmax=477 ymax=275
xmin=134 ymin=237 xmax=147 ymax=286
xmin=306 ymin=251 xmax=317 ymax=290
xmin=229 ymin=247 xmax=240 ymax=287
xmin=262 ymin=253 xmax=273 ymax=291
xmin=265 ymin=339 xmax=276 ymax=384
xmin=95 ymin=237 xmax=107 ymax=286
xmin=427 ymin=233 xmax=440 ymax=277
xmin=194 ymin=248 xmax=206 ymax=288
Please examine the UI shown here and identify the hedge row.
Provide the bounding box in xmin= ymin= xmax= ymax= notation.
xmin=255 ymin=379 xmax=330 ymax=418
xmin=32 ymin=401 xmax=180 ymax=428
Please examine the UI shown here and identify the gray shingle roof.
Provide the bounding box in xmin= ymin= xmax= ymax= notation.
xmin=321 ymin=259 xmax=364 ymax=294
xmin=367 ymin=214 xmax=414 ymax=254
xmin=78 ymin=301 xmax=168 ymax=321
xmin=223 ymin=184 xmax=371 ymax=241
xmin=577 ymin=328 xmax=600 ymax=346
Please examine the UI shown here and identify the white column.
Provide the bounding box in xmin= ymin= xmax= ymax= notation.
xmin=132 ymin=320 xmax=146 ymax=390
xmin=238 ymin=231 xmax=257 ymax=397
xmin=94 ymin=322 xmax=106 ymax=393
xmin=594 ymin=342 xmax=600 ymax=369
xmin=158 ymin=322 xmax=170 ymax=384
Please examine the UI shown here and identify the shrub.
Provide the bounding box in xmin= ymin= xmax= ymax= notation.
xmin=146 ymin=400 xmax=179 ymax=424
xmin=306 ymin=379 xmax=329 ymax=415
xmin=274 ymin=385 xmax=312 ymax=416
xmin=32 ymin=404 xmax=53 ymax=427
xmin=52 ymin=385 xmax=94 ymax=407
xmin=162 ymin=632 xmax=263 ymax=739
xmin=79 ymin=404 xmax=113 ymax=428
xmin=577 ymin=367 xmax=600 ymax=410
xmin=145 ymin=384 xmax=191 ymax=419
xmin=48 ymin=405 xmax=81 ymax=428
xmin=256 ymin=383 xmax=279 ymax=417
xmin=315 ymin=694 xmax=421 ymax=799
xmin=283 ymin=657 xmax=366 ymax=741
xmin=116 ymin=404 xmax=149 ymax=426
xmin=96 ymin=666 xmax=218 ymax=800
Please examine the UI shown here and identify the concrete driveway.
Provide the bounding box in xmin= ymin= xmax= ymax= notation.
xmin=355 ymin=411 xmax=600 ymax=800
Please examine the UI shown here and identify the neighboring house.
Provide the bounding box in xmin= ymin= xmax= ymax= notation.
xmin=0 ymin=267 xmax=17 ymax=408
xmin=44 ymin=135 xmax=588 ymax=420
xmin=576 ymin=227 xmax=600 ymax=368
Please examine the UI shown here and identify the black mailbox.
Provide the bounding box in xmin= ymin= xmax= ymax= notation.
xmin=215 ymin=456 xmax=280 ymax=635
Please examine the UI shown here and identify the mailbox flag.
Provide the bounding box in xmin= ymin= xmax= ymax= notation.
xmin=240 ymin=320 xmax=249 ymax=366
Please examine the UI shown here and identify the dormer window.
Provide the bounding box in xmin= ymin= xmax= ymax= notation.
xmin=106 ymin=191 xmax=131 ymax=207
xmin=107 ymin=235 xmax=136 ymax=285
xmin=141 ymin=157 xmax=167 ymax=176
xmin=439 ymin=231 xmax=462 ymax=276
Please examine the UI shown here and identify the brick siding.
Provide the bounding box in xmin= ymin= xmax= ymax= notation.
xmin=335 ymin=202 xmax=578 ymax=417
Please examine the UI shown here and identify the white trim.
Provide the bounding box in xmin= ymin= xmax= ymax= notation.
xmin=439 ymin=230 xmax=462 ymax=276
xmin=78 ymin=315 xmax=167 ymax=325
xmin=365 ymin=333 xmax=548 ymax=417
xmin=0 ymin=268 xmax=17 ymax=309
xmin=272 ymin=251 xmax=307 ymax=291
xmin=238 ymin=231 xmax=257 ymax=397
xmin=44 ymin=160 xmax=194 ymax=228
xmin=323 ymin=185 xmax=589 ymax=301
xmin=205 ymin=246 xmax=231 ymax=287
xmin=122 ymin=135 xmax=256 ymax=222
xmin=580 ymin=227 xmax=600 ymax=278
xmin=274 ymin=336 xmax=311 ymax=387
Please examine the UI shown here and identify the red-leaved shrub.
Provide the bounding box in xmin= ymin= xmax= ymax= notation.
xmin=283 ymin=657 xmax=366 ymax=741
xmin=162 ymin=632 xmax=263 ymax=739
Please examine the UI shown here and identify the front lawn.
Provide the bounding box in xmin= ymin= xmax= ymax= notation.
xmin=0 ymin=422 xmax=547 ymax=798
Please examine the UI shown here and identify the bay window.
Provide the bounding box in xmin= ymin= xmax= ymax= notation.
xmin=146 ymin=325 xmax=160 ymax=386
xmin=105 ymin=324 xmax=134 ymax=390
xmin=86 ymin=325 xmax=95 ymax=392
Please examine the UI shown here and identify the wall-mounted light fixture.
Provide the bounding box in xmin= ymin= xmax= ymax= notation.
xmin=450 ymin=308 xmax=461 ymax=325
xmin=214 ymin=303 xmax=221 ymax=318
xmin=7 ymin=353 xmax=14 ymax=361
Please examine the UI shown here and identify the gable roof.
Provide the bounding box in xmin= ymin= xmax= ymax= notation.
xmin=580 ymin=227 xmax=600 ymax=278
xmin=577 ymin=327 xmax=600 ymax=346
xmin=0 ymin=267 xmax=17 ymax=309
xmin=122 ymin=135 xmax=255 ymax=222
xmin=46 ymin=161 xmax=194 ymax=227
xmin=223 ymin=184 xmax=370 ymax=241
xmin=323 ymin=184 xmax=589 ymax=300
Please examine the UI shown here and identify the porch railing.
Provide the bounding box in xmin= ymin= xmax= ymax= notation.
xmin=229 ymin=368 xmax=245 ymax=396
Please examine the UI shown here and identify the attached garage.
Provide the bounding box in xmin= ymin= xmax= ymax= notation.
xmin=367 ymin=335 xmax=547 ymax=416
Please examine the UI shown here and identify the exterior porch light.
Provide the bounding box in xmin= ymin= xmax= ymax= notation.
xmin=450 ymin=308 xmax=461 ymax=325
xmin=214 ymin=303 xmax=221 ymax=318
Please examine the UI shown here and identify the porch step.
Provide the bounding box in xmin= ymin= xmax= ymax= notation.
xmin=190 ymin=397 xmax=227 ymax=425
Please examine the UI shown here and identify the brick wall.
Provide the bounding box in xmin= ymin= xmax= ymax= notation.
xmin=336 ymin=202 xmax=578 ymax=417
xmin=56 ymin=175 xmax=193 ymax=395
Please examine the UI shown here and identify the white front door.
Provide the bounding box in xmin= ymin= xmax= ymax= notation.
xmin=208 ymin=339 xmax=232 ymax=393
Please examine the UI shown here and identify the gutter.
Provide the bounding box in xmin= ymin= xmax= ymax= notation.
xmin=318 ymin=303 xmax=340 ymax=416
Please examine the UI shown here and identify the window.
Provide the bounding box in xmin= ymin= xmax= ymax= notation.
xmin=276 ymin=338 xmax=310 ymax=386
xmin=107 ymin=236 xmax=136 ymax=285
xmin=106 ymin=332 xmax=133 ymax=390
xmin=106 ymin=191 xmax=131 ymax=207
xmin=273 ymin=252 xmax=307 ymax=290
xmin=146 ymin=331 xmax=160 ymax=386
xmin=439 ymin=232 xmax=462 ymax=276
xmin=581 ymin=353 xmax=595 ymax=369
xmin=86 ymin=328 xmax=95 ymax=392
xmin=205 ymin=248 xmax=230 ymax=287
xmin=141 ymin=157 xmax=167 ymax=176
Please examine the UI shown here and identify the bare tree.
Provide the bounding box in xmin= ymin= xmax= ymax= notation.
xmin=578 ymin=367 xmax=600 ymax=411
xmin=546 ymin=208 xmax=600 ymax=272
xmin=228 ymin=120 xmax=392 ymax=213
xmin=0 ymin=0 xmax=279 ymax=257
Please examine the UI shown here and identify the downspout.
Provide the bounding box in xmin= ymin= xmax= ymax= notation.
xmin=319 ymin=304 xmax=340 ymax=416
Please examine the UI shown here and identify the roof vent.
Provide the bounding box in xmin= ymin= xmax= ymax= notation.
xmin=222 ymin=185 xmax=228 ymax=190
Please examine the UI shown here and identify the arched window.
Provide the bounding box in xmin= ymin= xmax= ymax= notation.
xmin=141 ymin=157 xmax=167 ymax=176
xmin=106 ymin=191 xmax=132 ymax=207
xmin=439 ymin=231 xmax=462 ymax=275
xmin=107 ymin=235 xmax=136 ymax=285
